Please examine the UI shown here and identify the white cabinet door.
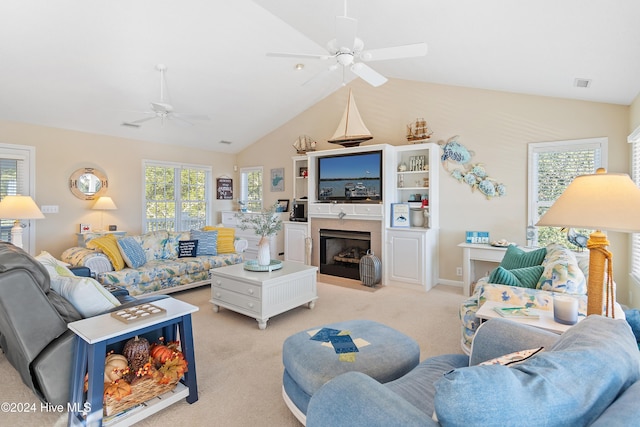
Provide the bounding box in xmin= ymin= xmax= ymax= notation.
xmin=386 ymin=229 xmax=427 ymax=288
xmin=284 ymin=222 xmax=309 ymax=264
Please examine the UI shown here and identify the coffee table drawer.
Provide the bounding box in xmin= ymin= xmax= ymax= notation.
xmin=212 ymin=287 xmax=261 ymax=315
xmin=211 ymin=276 xmax=262 ymax=298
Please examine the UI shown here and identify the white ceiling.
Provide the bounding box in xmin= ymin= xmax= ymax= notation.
xmin=1 ymin=0 xmax=639 ymax=153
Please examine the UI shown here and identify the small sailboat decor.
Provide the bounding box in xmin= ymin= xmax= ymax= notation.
xmin=328 ymin=89 xmax=373 ymax=147
xmin=406 ymin=118 xmax=433 ymax=142
xmin=293 ymin=135 xmax=317 ymax=154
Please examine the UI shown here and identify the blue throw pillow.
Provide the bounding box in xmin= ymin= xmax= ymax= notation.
xmin=117 ymin=237 xmax=146 ymax=268
xmin=434 ymin=316 xmax=640 ymax=426
xmin=190 ymin=229 xmax=218 ymax=256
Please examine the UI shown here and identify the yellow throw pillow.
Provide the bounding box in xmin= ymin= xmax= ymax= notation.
xmin=87 ymin=234 xmax=125 ymax=271
xmin=202 ymin=226 xmax=235 ymax=253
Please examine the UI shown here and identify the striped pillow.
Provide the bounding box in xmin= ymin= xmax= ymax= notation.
xmin=488 ymin=265 xmax=545 ymax=289
xmin=190 ymin=229 xmax=218 ymax=256
xmin=202 ymin=226 xmax=236 ymax=253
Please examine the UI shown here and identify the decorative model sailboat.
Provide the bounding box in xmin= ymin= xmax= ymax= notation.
xmin=328 ymin=89 xmax=373 ymax=147
xmin=406 ymin=118 xmax=433 ymax=142
xmin=293 ymin=135 xmax=317 ymax=154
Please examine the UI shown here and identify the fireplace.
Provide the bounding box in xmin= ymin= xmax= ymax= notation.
xmin=320 ymin=229 xmax=371 ymax=280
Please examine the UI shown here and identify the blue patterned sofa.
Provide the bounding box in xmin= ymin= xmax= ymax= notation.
xmin=460 ymin=244 xmax=592 ymax=354
xmin=62 ymin=230 xmax=246 ymax=296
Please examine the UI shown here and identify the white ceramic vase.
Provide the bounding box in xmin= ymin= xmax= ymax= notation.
xmin=257 ymin=236 xmax=271 ymax=266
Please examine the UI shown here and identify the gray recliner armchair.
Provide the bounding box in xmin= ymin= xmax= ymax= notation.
xmin=0 ymin=242 xmax=163 ymax=405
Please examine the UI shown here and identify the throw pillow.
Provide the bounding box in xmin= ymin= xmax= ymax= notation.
xmin=117 ymin=237 xmax=147 ymax=268
xmin=87 ymin=234 xmax=125 ymax=271
xmin=478 ymin=347 xmax=544 ymax=366
xmin=178 ymin=240 xmax=199 ymax=258
xmin=202 ymin=226 xmax=235 ymax=254
xmin=536 ymin=244 xmax=587 ymax=294
xmin=488 ymin=265 xmax=545 ymax=289
xmin=499 ymin=245 xmax=547 ymax=270
xmin=190 ymin=230 xmax=218 ymax=256
xmin=434 ymin=316 xmax=640 ymax=427
xmin=49 ymin=275 xmax=120 ymax=317
xmin=35 ymin=251 xmax=75 ymax=278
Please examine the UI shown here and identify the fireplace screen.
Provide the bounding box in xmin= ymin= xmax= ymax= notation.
xmin=319 ymin=229 xmax=371 ymax=280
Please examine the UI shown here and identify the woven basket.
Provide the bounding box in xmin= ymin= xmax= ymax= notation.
xmin=103 ymin=377 xmax=179 ymax=416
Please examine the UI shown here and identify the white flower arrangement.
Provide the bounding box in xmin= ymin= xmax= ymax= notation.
xmin=235 ymin=202 xmax=283 ymax=237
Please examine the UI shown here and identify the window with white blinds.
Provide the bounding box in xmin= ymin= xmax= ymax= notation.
xmin=143 ymin=160 xmax=212 ymax=232
xmin=0 ymin=144 xmax=34 ymax=251
xmin=528 ymin=137 xmax=608 ymax=248
xmin=631 ymin=137 xmax=640 ymax=285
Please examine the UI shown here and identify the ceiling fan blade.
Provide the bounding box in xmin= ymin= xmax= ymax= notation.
xmin=350 ymin=62 xmax=388 ymax=87
xmin=302 ymin=64 xmax=339 ymax=86
xmin=267 ymin=52 xmax=330 ymax=60
xmin=173 ymin=113 xmax=210 ymax=121
xmin=360 ymin=42 xmax=428 ymax=62
xmin=335 ymin=16 xmax=357 ymax=50
xmin=128 ymin=116 xmax=158 ymax=125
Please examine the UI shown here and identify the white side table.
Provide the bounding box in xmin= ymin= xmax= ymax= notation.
xmin=67 ymin=298 xmax=198 ymax=426
xmin=458 ymin=243 xmax=509 ymax=296
xmin=476 ymin=301 xmax=579 ymax=334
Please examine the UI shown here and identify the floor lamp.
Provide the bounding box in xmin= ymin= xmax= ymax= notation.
xmin=0 ymin=195 xmax=45 ymax=249
xmin=92 ymin=196 xmax=118 ymax=231
xmin=536 ymin=169 xmax=640 ymax=316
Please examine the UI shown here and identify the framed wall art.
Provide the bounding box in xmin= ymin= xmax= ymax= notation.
xmin=216 ymin=177 xmax=233 ymax=200
xmin=271 ymin=168 xmax=285 ymax=192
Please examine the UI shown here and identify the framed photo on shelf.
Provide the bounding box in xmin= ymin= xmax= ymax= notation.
xmin=390 ymin=203 xmax=410 ymax=228
xmin=276 ymin=199 xmax=289 ymax=212
xmin=79 ymin=223 xmax=92 ymax=233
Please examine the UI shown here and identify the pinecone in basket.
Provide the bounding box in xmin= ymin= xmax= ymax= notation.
xmin=122 ymin=336 xmax=150 ymax=374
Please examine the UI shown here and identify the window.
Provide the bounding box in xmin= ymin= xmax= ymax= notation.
xmin=0 ymin=144 xmax=35 ymax=252
xmin=143 ymin=160 xmax=211 ymax=232
xmin=240 ymin=166 xmax=263 ymax=211
xmin=528 ymin=137 xmax=607 ymax=248
xmin=630 ymin=129 xmax=640 ymax=285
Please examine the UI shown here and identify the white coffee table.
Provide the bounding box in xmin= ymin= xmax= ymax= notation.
xmin=476 ymin=300 xmax=581 ymax=334
xmin=210 ymin=261 xmax=318 ymax=329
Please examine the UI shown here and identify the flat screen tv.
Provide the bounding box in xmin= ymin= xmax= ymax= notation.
xmin=317 ymin=150 xmax=383 ymax=203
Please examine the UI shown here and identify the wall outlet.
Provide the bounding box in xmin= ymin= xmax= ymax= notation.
xmin=456 ymin=267 xmax=463 ymax=276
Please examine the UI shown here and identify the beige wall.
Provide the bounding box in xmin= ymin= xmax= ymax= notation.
xmin=238 ymin=78 xmax=633 ymax=305
xmin=0 ymin=120 xmax=237 ymax=257
xmin=0 ymin=77 xmax=635 ymax=306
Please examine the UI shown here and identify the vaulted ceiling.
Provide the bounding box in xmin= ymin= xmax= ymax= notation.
xmin=1 ymin=0 xmax=639 ymax=153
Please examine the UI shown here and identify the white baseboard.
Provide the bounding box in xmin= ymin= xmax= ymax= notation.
xmin=438 ymin=278 xmax=463 ymax=288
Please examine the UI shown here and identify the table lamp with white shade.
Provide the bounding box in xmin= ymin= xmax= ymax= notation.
xmin=92 ymin=196 xmax=118 ymax=231
xmin=536 ymin=168 xmax=640 ymax=316
xmin=0 ymin=195 xmax=45 ymax=249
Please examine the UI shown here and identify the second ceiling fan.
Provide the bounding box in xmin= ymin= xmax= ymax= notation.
xmin=267 ymin=1 xmax=428 ymax=87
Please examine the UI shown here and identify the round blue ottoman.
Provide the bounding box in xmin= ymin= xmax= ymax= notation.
xmin=282 ymin=319 xmax=420 ymax=424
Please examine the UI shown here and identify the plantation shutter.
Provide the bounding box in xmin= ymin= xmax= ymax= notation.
xmin=528 ymin=138 xmax=607 ymax=248
xmin=0 ymin=157 xmax=27 ymax=243
xmin=630 ymin=132 xmax=640 ymax=284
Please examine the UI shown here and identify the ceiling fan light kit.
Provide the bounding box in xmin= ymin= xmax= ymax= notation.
xmin=266 ymin=1 xmax=427 ymax=87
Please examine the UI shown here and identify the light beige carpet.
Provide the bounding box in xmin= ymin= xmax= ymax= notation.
xmin=0 ymin=281 xmax=465 ymax=427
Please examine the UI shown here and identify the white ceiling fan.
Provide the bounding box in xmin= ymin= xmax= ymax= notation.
xmin=267 ymin=0 xmax=428 ymax=87
xmin=122 ymin=64 xmax=209 ymax=128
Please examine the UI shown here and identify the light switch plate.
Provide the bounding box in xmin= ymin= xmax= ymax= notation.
xmin=40 ymin=205 xmax=59 ymax=214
